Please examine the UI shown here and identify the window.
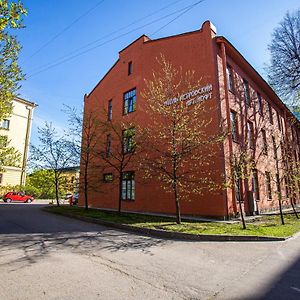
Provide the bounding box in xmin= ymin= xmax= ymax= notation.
xmin=1 ymin=119 xmax=10 ymax=130
xmin=265 ymin=172 xmax=272 ymax=200
xmin=106 ymin=134 xmax=111 ymax=157
xmin=226 ymin=65 xmax=234 ymax=92
xmin=276 ymin=111 xmax=282 ymax=131
xmin=103 ymin=173 xmax=113 ymax=182
xmin=262 ymin=129 xmax=268 ymax=155
xmin=243 ymin=79 xmax=250 ymax=106
xmin=247 ymin=121 xmax=254 ymax=149
xmin=107 ymin=100 xmax=112 ymax=121
xmin=230 ymin=110 xmax=239 ymax=142
xmin=268 ymin=102 xmax=273 ymax=124
xmin=123 ymin=88 xmax=136 ymax=115
xmin=252 ymin=169 xmax=260 ymax=201
xmin=123 ymin=128 xmax=135 ymax=153
xmin=0 ymin=135 xmax=8 ymax=148
xmin=272 ymin=136 xmax=277 ymax=161
xmin=257 ymin=93 xmax=263 ymax=116
xmin=121 ymin=171 xmax=135 ymax=200
xmin=128 ymin=61 xmax=132 ymax=75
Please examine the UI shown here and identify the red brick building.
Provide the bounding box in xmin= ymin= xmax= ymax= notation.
xmin=80 ymin=21 xmax=300 ymax=219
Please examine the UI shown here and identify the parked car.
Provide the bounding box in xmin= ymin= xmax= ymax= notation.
xmin=73 ymin=193 xmax=79 ymax=205
xmin=3 ymin=192 xmax=34 ymax=203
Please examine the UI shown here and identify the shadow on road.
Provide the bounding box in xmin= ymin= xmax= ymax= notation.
xmin=256 ymin=255 xmax=300 ymax=300
xmin=0 ymin=204 xmax=169 ymax=271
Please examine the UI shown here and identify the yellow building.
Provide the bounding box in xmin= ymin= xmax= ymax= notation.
xmin=0 ymin=97 xmax=37 ymax=186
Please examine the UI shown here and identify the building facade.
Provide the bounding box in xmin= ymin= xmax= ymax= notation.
xmin=80 ymin=21 xmax=300 ymax=218
xmin=0 ymin=97 xmax=37 ymax=186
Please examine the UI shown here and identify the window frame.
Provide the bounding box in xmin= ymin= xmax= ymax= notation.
xmin=121 ymin=171 xmax=135 ymax=201
xmin=123 ymin=88 xmax=136 ymax=115
xmin=257 ymin=92 xmax=263 ymax=116
xmin=1 ymin=119 xmax=10 ymax=130
xmin=107 ymin=99 xmax=112 ymax=121
xmin=128 ymin=61 xmax=133 ymax=75
xmin=226 ymin=65 xmax=234 ymax=92
xmin=247 ymin=120 xmax=255 ymax=149
xmin=268 ymin=102 xmax=273 ymax=124
xmin=261 ymin=129 xmax=268 ymax=155
xmin=123 ymin=127 xmax=135 ymax=154
xmin=230 ymin=110 xmax=239 ymax=143
xmin=103 ymin=173 xmax=113 ymax=183
xmin=243 ymin=79 xmax=251 ymax=106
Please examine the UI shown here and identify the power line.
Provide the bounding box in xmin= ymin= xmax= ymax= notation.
xmin=28 ymin=0 xmax=105 ymax=59
xmin=27 ymin=0 xmax=187 ymax=74
xmin=27 ymin=0 xmax=206 ymax=78
xmin=151 ymin=0 xmax=205 ymax=36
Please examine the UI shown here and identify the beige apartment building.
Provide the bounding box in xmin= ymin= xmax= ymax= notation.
xmin=0 ymin=97 xmax=37 ymax=186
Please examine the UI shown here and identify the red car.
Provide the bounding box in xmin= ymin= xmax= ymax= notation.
xmin=3 ymin=192 xmax=34 ymax=203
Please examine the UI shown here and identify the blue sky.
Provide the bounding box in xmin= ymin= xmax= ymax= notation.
xmin=16 ymin=0 xmax=299 ymax=143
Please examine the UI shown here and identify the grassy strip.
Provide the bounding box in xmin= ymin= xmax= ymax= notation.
xmin=44 ymin=206 xmax=300 ymax=238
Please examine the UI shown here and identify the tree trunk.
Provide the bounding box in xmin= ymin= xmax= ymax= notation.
xmin=238 ymin=199 xmax=246 ymax=230
xmin=84 ymin=162 xmax=89 ymax=210
xmin=174 ymin=183 xmax=181 ymax=224
xmin=55 ymin=176 xmax=60 ymax=207
xmin=118 ymin=175 xmax=122 ymax=215
xmin=290 ymin=198 xmax=299 ymax=219
xmin=278 ymin=194 xmax=285 ymax=225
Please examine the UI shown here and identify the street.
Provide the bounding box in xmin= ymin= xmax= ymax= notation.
xmin=0 ymin=204 xmax=299 ymax=300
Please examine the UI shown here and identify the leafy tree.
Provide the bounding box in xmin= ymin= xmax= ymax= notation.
xmin=30 ymin=123 xmax=75 ymax=206
xmin=0 ymin=135 xmax=21 ymax=171
xmin=0 ymin=0 xmax=27 ymax=121
xmin=268 ymin=9 xmax=300 ymax=105
xmin=141 ymin=57 xmax=224 ymax=224
xmin=25 ymin=169 xmax=66 ymax=199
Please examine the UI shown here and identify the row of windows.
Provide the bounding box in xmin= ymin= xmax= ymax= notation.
xmin=106 ymin=88 xmax=137 ymax=121
xmin=236 ymin=170 xmax=293 ymax=202
xmin=103 ymin=171 xmax=135 ymax=200
xmin=230 ymin=110 xmax=293 ymax=158
xmin=226 ymin=65 xmax=284 ymax=131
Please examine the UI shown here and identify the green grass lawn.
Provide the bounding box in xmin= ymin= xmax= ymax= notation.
xmin=45 ymin=206 xmax=300 ymax=238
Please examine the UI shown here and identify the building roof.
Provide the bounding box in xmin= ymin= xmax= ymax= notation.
xmin=14 ymin=96 xmax=38 ymax=108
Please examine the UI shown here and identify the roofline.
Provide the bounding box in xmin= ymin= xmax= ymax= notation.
xmin=14 ymin=96 xmax=38 ymax=108
xmin=119 ymin=34 xmax=150 ymax=54
xmin=215 ymin=36 xmax=300 ymax=126
xmin=145 ymin=29 xmax=200 ymax=45
xmin=87 ymin=59 xmax=119 ymax=98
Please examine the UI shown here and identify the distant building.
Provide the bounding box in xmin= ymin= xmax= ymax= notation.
xmin=60 ymin=166 xmax=80 ymax=193
xmin=0 ymin=97 xmax=37 ymax=186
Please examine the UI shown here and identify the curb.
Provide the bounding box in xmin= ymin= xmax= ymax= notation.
xmin=42 ymin=207 xmax=286 ymax=242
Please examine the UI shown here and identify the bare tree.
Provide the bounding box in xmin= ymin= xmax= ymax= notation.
xmin=30 ymin=123 xmax=75 ymax=206
xmin=64 ymin=105 xmax=104 ymax=210
xmin=268 ymin=9 xmax=300 ymax=105
xmin=141 ymin=56 xmax=224 ymax=224
xmin=97 ymin=116 xmax=139 ymax=215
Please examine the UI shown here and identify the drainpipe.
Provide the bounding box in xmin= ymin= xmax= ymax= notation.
xmin=20 ymin=106 xmax=33 ymax=187
xmin=220 ymin=41 xmax=237 ymax=216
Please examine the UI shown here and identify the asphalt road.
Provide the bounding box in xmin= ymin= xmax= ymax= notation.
xmin=0 ymin=204 xmax=299 ymax=300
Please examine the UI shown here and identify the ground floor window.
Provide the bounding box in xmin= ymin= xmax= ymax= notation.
xmin=121 ymin=171 xmax=135 ymax=200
